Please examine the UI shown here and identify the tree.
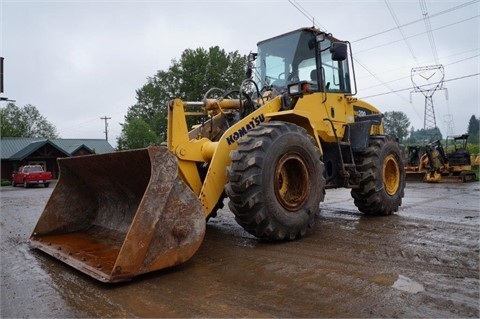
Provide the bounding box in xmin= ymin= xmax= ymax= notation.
xmin=0 ymin=103 xmax=58 ymax=138
xmin=117 ymin=117 xmax=159 ymax=150
xmin=117 ymin=46 xmax=246 ymax=150
xmin=383 ymin=111 xmax=410 ymax=142
xmin=467 ymin=114 xmax=479 ymax=144
xmin=407 ymin=127 xmax=443 ymax=144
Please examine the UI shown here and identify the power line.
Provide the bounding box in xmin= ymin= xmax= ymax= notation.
xmin=356 ymin=47 xmax=480 ymax=80
xmin=360 ymin=53 xmax=480 ymax=90
xmin=289 ymin=0 xmax=415 ymax=101
xmin=411 ymin=65 xmax=446 ymax=131
xmin=289 ymin=0 xmax=385 ymax=98
xmin=355 ymin=15 xmax=479 ymax=55
xmin=419 ymin=0 xmax=440 ymax=65
xmin=288 ymin=0 xmax=328 ymax=31
xmin=358 ymin=73 xmax=479 ymax=99
xmin=287 ymin=0 xmax=478 ymax=123
xmin=353 ymin=0 xmax=480 ymax=43
xmin=349 ymin=5 xmax=477 ymax=98
xmin=353 ymin=55 xmax=425 ymax=120
xmin=385 ymin=0 xmax=420 ymax=65
xmin=444 ymin=53 xmax=480 ymax=66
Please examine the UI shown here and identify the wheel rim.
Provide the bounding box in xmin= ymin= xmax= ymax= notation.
xmin=274 ymin=153 xmax=310 ymax=211
xmin=383 ymin=154 xmax=400 ymax=196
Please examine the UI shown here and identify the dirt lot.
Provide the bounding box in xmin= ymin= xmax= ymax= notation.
xmin=1 ymin=181 xmax=479 ymax=318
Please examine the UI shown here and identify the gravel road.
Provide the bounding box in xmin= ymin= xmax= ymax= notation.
xmin=1 ymin=181 xmax=479 ymax=318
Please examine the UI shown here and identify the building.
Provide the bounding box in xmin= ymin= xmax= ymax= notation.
xmin=1 ymin=138 xmax=115 ymax=180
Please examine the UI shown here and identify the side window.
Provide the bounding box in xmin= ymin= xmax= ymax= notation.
xmin=320 ymin=41 xmax=351 ymax=93
xmin=321 ymin=49 xmax=341 ymax=91
xmin=298 ymin=58 xmax=316 ymax=82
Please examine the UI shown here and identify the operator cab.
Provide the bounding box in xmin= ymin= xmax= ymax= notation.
xmin=249 ymin=28 xmax=355 ymax=96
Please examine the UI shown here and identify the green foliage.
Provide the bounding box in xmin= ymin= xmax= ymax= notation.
xmin=0 ymin=103 xmax=58 ymax=138
xmin=472 ymin=166 xmax=479 ymax=181
xmin=117 ymin=46 xmax=246 ymax=150
xmin=467 ymin=115 xmax=479 ymax=144
xmin=383 ymin=111 xmax=410 ymax=142
xmin=406 ymin=127 xmax=443 ymax=145
xmin=468 ymin=142 xmax=479 ymax=155
xmin=117 ymin=117 xmax=160 ymax=150
xmin=1 ymin=179 xmax=12 ymax=186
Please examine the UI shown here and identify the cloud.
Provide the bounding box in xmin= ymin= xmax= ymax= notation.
xmin=1 ymin=0 xmax=479 ymax=147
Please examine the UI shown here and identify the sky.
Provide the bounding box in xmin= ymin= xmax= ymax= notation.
xmin=1 ymin=0 xmax=479 ymax=148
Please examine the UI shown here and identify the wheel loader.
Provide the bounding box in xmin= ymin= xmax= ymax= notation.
xmin=29 ymin=27 xmax=406 ymax=283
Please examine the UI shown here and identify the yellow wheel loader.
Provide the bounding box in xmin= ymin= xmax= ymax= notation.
xmin=29 ymin=27 xmax=406 ymax=283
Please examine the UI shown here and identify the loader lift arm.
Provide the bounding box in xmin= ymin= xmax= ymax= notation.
xmin=167 ymin=94 xmax=283 ymax=217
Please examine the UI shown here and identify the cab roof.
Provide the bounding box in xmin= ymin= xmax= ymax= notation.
xmin=257 ymin=27 xmax=343 ymax=46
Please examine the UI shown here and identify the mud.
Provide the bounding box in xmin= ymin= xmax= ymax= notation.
xmin=1 ymin=181 xmax=479 ymax=318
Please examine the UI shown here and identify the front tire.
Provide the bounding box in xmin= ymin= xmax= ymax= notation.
xmin=351 ymin=135 xmax=405 ymax=215
xmin=226 ymin=122 xmax=325 ymax=240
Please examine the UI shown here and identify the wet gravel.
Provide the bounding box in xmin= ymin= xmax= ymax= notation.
xmin=1 ymin=181 xmax=479 ymax=318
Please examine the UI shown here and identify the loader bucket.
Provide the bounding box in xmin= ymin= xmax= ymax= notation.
xmin=29 ymin=147 xmax=206 ymax=283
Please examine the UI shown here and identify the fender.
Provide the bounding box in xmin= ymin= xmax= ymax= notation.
xmin=265 ymin=110 xmax=324 ymax=156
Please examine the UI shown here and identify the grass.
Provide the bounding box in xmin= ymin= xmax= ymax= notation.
xmin=472 ymin=165 xmax=480 ymax=181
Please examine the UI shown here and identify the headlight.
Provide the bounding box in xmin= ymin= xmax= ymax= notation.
xmin=287 ymin=81 xmax=313 ymax=97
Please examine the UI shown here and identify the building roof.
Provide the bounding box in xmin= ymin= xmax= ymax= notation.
xmin=1 ymin=138 xmax=115 ymax=160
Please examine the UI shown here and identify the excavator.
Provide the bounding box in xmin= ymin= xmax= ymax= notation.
xmin=421 ymin=134 xmax=477 ymax=183
xmin=29 ymin=27 xmax=406 ymax=283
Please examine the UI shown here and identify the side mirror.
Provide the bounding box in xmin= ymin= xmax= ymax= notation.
xmin=245 ymin=52 xmax=258 ymax=79
xmin=330 ymin=42 xmax=348 ymax=61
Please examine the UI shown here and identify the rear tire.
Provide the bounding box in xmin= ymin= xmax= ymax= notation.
xmin=351 ymin=135 xmax=405 ymax=215
xmin=226 ymin=122 xmax=325 ymax=240
xmin=44 ymin=182 xmax=50 ymax=188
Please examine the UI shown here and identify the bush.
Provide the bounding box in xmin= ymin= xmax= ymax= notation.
xmin=468 ymin=143 xmax=479 ymax=155
xmin=1 ymin=179 xmax=12 ymax=186
xmin=472 ymin=165 xmax=480 ymax=181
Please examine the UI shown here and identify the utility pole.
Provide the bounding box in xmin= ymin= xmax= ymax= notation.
xmin=100 ymin=116 xmax=111 ymax=141
xmin=0 ymin=57 xmax=3 ymax=94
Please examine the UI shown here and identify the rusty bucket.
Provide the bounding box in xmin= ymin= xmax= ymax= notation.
xmin=29 ymin=147 xmax=205 ymax=283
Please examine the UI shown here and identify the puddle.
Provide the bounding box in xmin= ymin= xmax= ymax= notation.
xmin=371 ymin=273 xmax=425 ymax=294
xmin=392 ymin=275 xmax=425 ymax=293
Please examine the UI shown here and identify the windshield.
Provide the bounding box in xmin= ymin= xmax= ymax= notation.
xmin=24 ymin=166 xmax=43 ymax=173
xmin=255 ymin=30 xmax=317 ymax=91
xmin=254 ymin=29 xmax=353 ymax=94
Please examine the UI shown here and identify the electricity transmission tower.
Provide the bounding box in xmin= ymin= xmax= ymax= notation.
xmin=443 ymin=114 xmax=455 ymax=137
xmin=410 ymin=64 xmax=447 ymax=141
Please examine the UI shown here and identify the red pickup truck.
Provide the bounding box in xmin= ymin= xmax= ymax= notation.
xmin=12 ymin=165 xmax=52 ymax=188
